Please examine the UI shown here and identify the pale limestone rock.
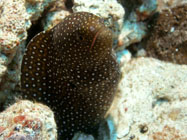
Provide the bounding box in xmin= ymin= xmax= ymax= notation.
xmin=0 ymin=0 xmax=55 ymax=106
xmin=157 ymin=0 xmax=187 ymax=11
xmin=0 ymin=100 xmax=57 ymax=140
xmin=42 ymin=0 xmax=71 ymax=30
xmin=107 ymin=57 xmax=187 ymax=140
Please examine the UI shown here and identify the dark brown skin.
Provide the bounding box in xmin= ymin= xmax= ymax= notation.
xmin=21 ymin=12 xmax=120 ymax=140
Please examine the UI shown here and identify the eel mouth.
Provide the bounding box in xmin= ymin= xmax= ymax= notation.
xmin=90 ymin=26 xmax=105 ymax=51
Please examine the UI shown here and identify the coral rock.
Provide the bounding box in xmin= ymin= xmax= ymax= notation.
xmin=146 ymin=4 xmax=187 ymax=64
xmin=0 ymin=0 xmax=55 ymax=107
xmin=107 ymin=57 xmax=187 ymax=140
xmin=157 ymin=0 xmax=187 ymax=11
xmin=41 ymin=0 xmax=71 ymax=30
xmin=0 ymin=100 xmax=57 ymax=140
xmin=150 ymin=125 xmax=187 ymax=140
xmin=116 ymin=0 xmax=157 ymax=51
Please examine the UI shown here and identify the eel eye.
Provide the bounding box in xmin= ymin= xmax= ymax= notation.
xmin=78 ymin=35 xmax=83 ymax=41
xmin=75 ymin=33 xmax=84 ymax=41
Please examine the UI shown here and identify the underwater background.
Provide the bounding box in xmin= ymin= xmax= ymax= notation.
xmin=0 ymin=0 xmax=186 ymax=140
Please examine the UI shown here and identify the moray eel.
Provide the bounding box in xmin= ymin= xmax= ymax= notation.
xmin=21 ymin=12 xmax=120 ymax=140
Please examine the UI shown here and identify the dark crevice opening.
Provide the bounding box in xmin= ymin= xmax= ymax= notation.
xmin=25 ymin=17 xmax=44 ymax=47
xmin=25 ymin=1 xmax=56 ymax=46
xmin=65 ymin=0 xmax=74 ymax=11
xmin=0 ymin=103 xmax=4 ymax=112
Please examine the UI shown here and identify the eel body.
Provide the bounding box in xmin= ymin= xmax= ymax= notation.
xmin=21 ymin=12 xmax=120 ymax=140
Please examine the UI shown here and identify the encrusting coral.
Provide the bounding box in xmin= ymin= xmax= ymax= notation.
xmin=0 ymin=100 xmax=57 ymax=140
xmin=146 ymin=4 xmax=187 ymax=64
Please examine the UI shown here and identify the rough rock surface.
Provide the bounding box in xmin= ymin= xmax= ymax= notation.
xmin=1 ymin=1 xmax=187 ymax=140
xmin=157 ymin=0 xmax=187 ymax=11
xmin=0 ymin=0 xmax=55 ymax=107
xmin=72 ymin=132 xmax=94 ymax=140
xmin=146 ymin=4 xmax=187 ymax=64
xmin=0 ymin=0 xmax=28 ymax=107
xmin=116 ymin=0 xmax=157 ymax=51
xmin=0 ymin=100 xmax=57 ymax=140
xmin=42 ymin=0 xmax=71 ymax=30
xmin=107 ymin=57 xmax=187 ymax=140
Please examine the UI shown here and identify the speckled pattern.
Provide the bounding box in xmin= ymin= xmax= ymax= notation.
xmin=0 ymin=100 xmax=57 ymax=139
xmin=21 ymin=12 xmax=120 ymax=140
